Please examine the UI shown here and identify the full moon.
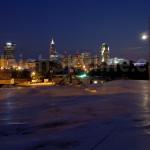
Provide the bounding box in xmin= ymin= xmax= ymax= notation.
xmin=141 ymin=34 xmax=148 ymax=40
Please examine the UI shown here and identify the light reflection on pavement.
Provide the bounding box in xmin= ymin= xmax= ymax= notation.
xmin=0 ymin=80 xmax=150 ymax=149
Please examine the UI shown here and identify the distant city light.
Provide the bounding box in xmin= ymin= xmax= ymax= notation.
xmin=93 ymin=80 xmax=98 ymax=84
xmin=31 ymin=71 xmax=36 ymax=77
xmin=17 ymin=66 xmax=22 ymax=70
xmin=77 ymin=73 xmax=87 ymax=79
xmin=83 ymin=65 xmax=86 ymax=69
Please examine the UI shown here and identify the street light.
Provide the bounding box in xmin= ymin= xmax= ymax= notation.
xmin=140 ymin=32 xmax=150 ymax=79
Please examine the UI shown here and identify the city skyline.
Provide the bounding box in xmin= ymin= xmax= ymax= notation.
xmin=0 ymin=0 xmax=149 ymax=60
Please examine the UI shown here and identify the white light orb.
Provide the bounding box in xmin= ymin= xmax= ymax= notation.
xmin=141 ymin=34 xmax=148 ymax=40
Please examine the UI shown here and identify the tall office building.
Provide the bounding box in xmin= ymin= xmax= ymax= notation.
xmin=49 ymin=38 xmax=58 ymax=61
xmin=100 ymin=43 xmax=110 ymax=63
xmin=4 ymin=42 xmax=15 ymax=59
xmin=4 ymin=42 xmax=16 ymax=68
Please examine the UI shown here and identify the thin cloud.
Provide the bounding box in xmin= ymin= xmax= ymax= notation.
xmin=127 ymin=47 xmax=143 ymax=50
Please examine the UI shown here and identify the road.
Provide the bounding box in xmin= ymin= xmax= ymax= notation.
xmin=0 ymin=80 xmax=150 ymax=150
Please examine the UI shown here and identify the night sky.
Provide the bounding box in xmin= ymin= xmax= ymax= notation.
xmin=0 ymin=0 xmax=149 ymax=60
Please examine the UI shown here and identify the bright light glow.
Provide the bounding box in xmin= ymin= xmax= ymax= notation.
xmin=114 ymin=58 xmax=119 ymax=64
xmin=6 ymin=42 xmax=13 ymax=48
xmin=31 ymin=79 xmax=37 ymax=83
xmin=83 ymin=65 xmax=88 ymax=71
xmin=93 ymin=80 xmax=98 ymax=84
xmin=78 ymin=73 xmax=87 ymax=79
xmin=17 ymin=66 xmax=22 ymax=70
xmin=13 ymin=65 xmax=17 ymax=69
xmin=30 ymin=82 xmax=55 ymax=86
xmin=142 ymin=35 xmax=148 ymax=40
xmin=51 ymin=38 xmax=55 ymax=45
xmin=6 ymin=42 xmax=12 ymax=46
xmin=141 ymin=33 xmax=148 ymax=40
xmin=31 ymin=72 xmax=36 ymax=76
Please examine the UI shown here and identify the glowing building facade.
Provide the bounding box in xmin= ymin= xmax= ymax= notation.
xmin=101 ymin=43 xmax=110 ymax=63
xmin=49 ymin=38 xmax=58 ymax=61
xmin=4 ymin=42 xmax=17 ymax=68
xmin=4 ymin=42 xmax=15 ymax=59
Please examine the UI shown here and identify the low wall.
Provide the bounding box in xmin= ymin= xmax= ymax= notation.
xmin=0 ymin=79 xmax=14 ymax=85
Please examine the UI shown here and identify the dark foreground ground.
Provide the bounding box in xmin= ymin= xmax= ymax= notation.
xmin=0 ymin=80 xmax=150 ymax=150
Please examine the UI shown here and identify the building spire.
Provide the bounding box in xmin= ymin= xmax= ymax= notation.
xmin=49 ymin=37 xmax=57 ymax=61
xmin=51 ymin=38 xmax=55 ymax=45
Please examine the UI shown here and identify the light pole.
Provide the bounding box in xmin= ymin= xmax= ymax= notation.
xmin=140 ymin=32 xmax=150 ymax=79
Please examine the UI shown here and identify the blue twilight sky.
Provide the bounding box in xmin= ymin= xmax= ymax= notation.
xmin=0 ymin=0 xmax=149 ymax=60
